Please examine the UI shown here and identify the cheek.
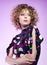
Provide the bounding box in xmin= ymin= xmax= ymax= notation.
xmin=19 ymin=18 xmax=23 ymax=22
xmin=19 ymin=17 xmax=24 ymax=24
xmin=19 ymin=16 xmax=24 ymax=21
xmin=28 ymin=17 xmax=31 ymax=21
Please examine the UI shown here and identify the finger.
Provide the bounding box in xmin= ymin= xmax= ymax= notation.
xmin=29 ymin=59 xmax=36 ymax=61
xmin=26 ymin=62 xmax=32 ymax=64
xmin=29 ymin=59 xmax=36 ymax=62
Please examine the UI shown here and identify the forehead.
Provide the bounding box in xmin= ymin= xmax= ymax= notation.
xmin=20 ymin=8 xmax=30 ymax=13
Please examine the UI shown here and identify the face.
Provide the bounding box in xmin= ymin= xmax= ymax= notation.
xmin=19 ymin=9 xmax=31 ymax=28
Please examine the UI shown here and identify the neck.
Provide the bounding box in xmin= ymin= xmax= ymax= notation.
xmin=21 ymin=25 xmax=30 ymax=30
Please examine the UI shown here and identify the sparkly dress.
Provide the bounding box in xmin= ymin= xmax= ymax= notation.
xmin=6 ymin=25 xmax=43 ymax=65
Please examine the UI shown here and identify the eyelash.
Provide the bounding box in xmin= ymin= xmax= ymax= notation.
xmin=20 ymin=14 xmax=30 ymax=16
xmin=20 ymin=14 xmax=24 ymax=16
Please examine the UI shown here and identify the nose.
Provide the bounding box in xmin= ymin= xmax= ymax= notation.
xmin=24 ymin=15 xmax=27 ymax=19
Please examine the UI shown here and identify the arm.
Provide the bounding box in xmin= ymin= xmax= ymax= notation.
xmin=5 ymin=47 xmax=17 ymax=65
xmin=32 ymin=28 xmax=37 ymax=59
xmin=25 ymin=28 xmax=37 ymax=61
xmin=5 ymin=47 xmax=32 ymax=65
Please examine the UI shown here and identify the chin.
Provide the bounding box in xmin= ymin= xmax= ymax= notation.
xmin=22 ymin=24 xmax=30 ymax=27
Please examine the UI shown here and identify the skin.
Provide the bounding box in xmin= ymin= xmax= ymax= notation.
xmin=19 ymin=9 xmax=31 ymax=30
xmin=5 ymin=9 xmax=37 ymax=65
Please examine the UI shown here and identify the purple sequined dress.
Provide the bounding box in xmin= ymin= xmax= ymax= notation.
xmin=6 ymin=25 xmax=43 ymax=65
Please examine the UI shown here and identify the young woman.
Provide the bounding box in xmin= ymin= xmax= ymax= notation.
xmin=5 ymin=4 xmax=43 ymax=65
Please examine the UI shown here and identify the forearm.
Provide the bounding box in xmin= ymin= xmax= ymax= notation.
xmin=5 ymin=55 xmax=32 ymax=65
xmin=31 ymin=28 xmax=37 ymax=60
xmin=32 ymin=43 xmax=37 ymax=60
xmin=5 ymin=56 xmax=19 ymax=65
xmin=5 ymin=56 xmax=27 ymax=65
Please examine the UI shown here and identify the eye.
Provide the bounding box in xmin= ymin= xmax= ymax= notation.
xmin=20 ymin=13 xmax=24 ymax=16
xmin=27 ymin=14 xmax=31 ymax=16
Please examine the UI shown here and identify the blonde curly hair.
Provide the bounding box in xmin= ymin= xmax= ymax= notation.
xmin=11 ymin=4 xmax=38 ymax=29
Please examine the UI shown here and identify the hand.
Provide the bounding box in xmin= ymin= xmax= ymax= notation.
xmin=25 ymin=54 xmax=36 ymax=62
xmin=16 ymin=55 xmax=32 ymax=65
xmin=21 ymin=56 xmax=32 ymax=64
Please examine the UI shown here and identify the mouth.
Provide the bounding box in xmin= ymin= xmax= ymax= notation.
xmin=24 ymin=20 xmax=28 ymax=22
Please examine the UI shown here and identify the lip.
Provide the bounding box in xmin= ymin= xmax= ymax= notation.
xmin=24 ymin=20 xmax=28 ymax=22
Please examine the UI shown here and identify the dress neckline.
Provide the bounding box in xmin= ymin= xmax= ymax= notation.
xmin=22 ymin=25 xmax=33 ymax=32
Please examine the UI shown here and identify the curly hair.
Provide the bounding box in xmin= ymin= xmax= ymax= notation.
xmin=11 ymin=4 xmax=38 ymax=29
